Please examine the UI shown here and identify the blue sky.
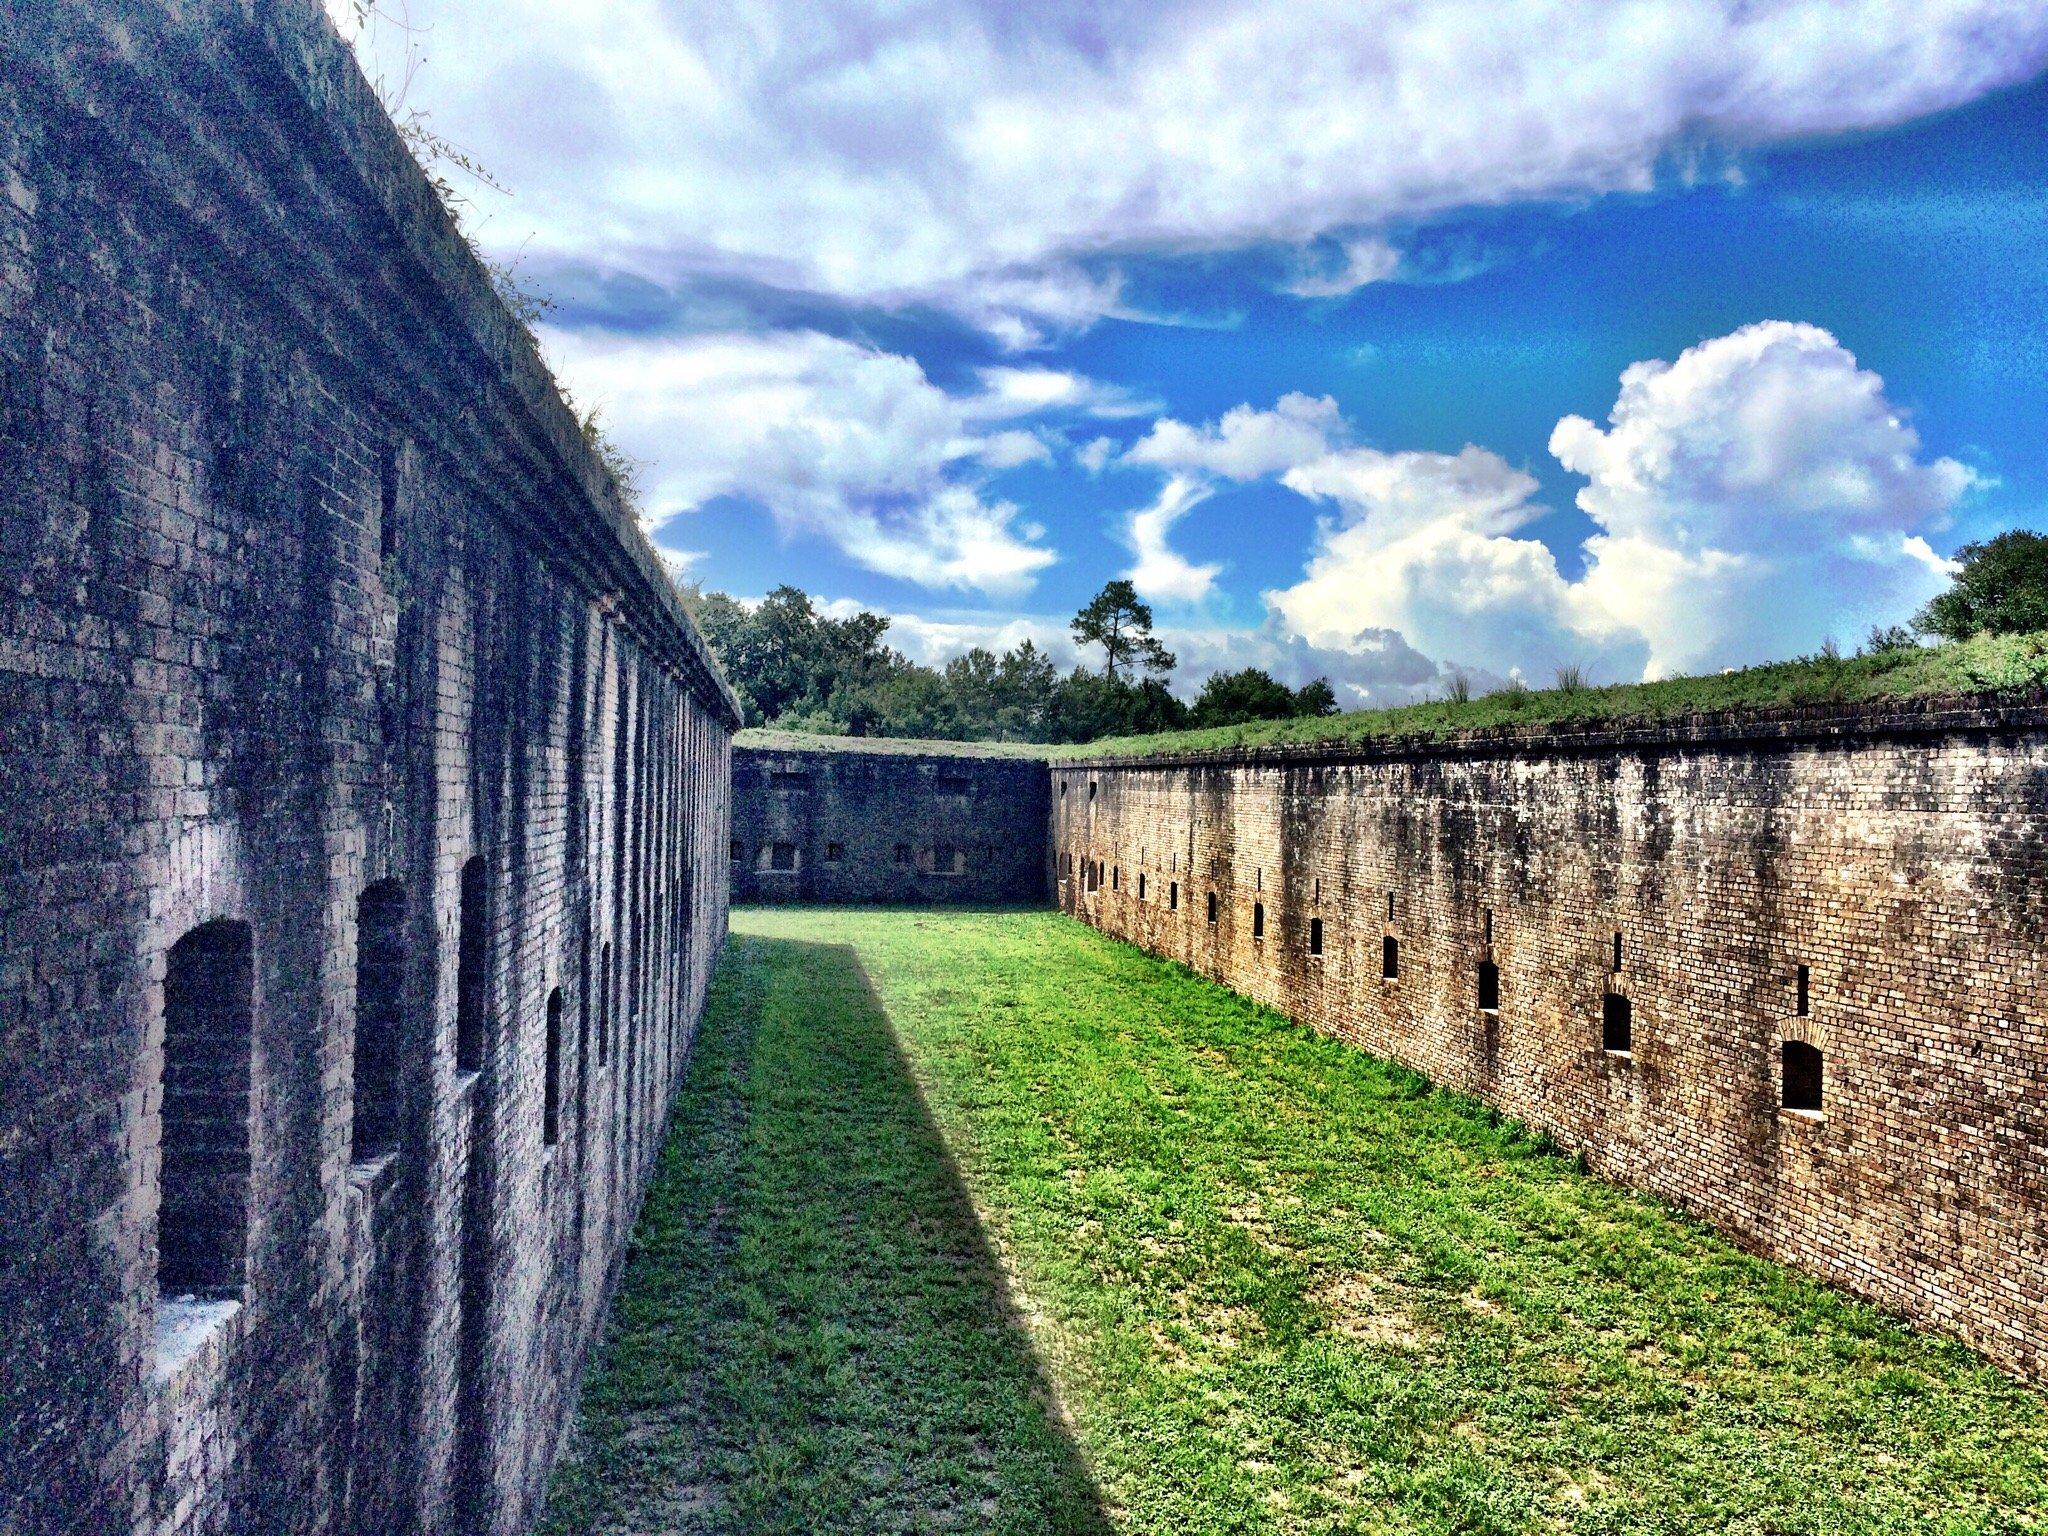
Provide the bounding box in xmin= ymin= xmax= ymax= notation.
xmin=343 ymin=1 xmax=2048 ymax=701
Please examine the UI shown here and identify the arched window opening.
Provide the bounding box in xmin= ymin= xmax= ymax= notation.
xmin=1309 ymin=917 xmax=1324 ymax=957
xmin=377 ymin=434 xmax=399 ymax=563
xmin=456 ymin=857 xmax=487 ymax=1073
xmin=578 ymin=924 xmax=593 ymax=1099
xmin=160 ymin=920 xmax=255 ymax=1300
xmin=353 ymin=880 xmax=406 ymax=1161
xmin=1477 ymin=960 xmax=1500 ymax=1012
xmin=1782 ymin=1041 xmax=1823 ymax=1112
xmin=1138 ymin=873 xmax=1146 ymax=900
xmin=544 ymin=988 xmax=564 ymax=1147
xmin=1602 ymin=992 xmax=1632 ymax=1054
xmin=1382 ymin=935 xmax=1399 ymax=979
xmin=1252 ymin=902 xmax=1266 ymax=940
xmin=1111 ymin=865 xmax=1119 ymax=891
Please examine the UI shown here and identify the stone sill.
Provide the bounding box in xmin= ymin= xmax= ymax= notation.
xmin=1603 ymin=1048 xmax=1634 ymax=1063
xmin=1779 ymin=1107 xmax=1827 ymax=1127
xmin=152 ymin=1296 xmax=241 ymax=1386
xmin=348 ymin=1150 xmax=400 ymax=1202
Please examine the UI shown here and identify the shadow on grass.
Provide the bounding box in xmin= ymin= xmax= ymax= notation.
xmin=542 ymin=934 xmax=1113 ymax=1536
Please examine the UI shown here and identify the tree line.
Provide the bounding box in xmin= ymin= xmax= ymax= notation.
xmin=680 ymin=579 xmax=1338 ymax=743
xmin=682 ymin=531 xmax=2048 ymax=744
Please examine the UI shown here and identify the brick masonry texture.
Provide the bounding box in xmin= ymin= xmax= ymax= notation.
xmin=1054 ymin=702 xmax=2048 ymax=1384
xmin=730 ymin=742 xmax=1050 ymax=905
xmin=0 ymin=4 xmax=739 ymax=1534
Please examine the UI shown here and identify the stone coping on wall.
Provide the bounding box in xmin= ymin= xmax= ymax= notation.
xmin=15 ymin=0 xmax=740 ymax=727
xmin=1059 ymin=692 xmax=2048 ymax=772
xmin=735 ymin=729 xmax=1051 ymax=761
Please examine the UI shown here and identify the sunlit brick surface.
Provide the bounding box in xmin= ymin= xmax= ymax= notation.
xmin=1054 ymin=707 xmax=2048 ymax=1383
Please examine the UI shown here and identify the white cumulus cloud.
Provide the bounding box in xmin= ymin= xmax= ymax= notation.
xmin=1271 ymin=445 xmax=1626 ymax=681
xmin=1125 ymin=393 xmax=1347 ymax=481
xmin=1244 ymin=323 xmax=1981 ymax=680
xmin=1550 ymin=320 xmax=1979 ymax=675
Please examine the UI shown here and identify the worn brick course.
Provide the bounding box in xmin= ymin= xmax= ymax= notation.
xmin=0 ymin=4 xmax=738 ymax=1533
xmin=1054 ymin=703 xmax=2048 ymax=1384
xmin=731 ymin=742 xmax=1049 ymax=905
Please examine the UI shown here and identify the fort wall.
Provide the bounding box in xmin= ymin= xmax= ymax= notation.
xmin=731 ymin=739 xmax=1049 ymax=905
xmin=0 ymin=4 xmax=739 ymax=1533
xmin=1053 ymin=703 xmax=2048 ymax=1382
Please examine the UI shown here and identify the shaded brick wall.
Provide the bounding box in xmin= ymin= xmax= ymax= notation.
xmin=1054 ymin=705 xmax=2048 ymax=1382
xmin=0 ymin=4 xmax=739 ymax=1534
xmin=731 ymin=743 xmax=1049 ymax=904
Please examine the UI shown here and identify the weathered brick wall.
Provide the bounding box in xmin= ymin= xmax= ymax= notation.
xmin=1054 ymin=704 xmax=2048 ymax=1382
xmin=731 ymin=740 xmax=1049 ymax=904
xmin=0 ymin=5 xmax=739 ymax=1534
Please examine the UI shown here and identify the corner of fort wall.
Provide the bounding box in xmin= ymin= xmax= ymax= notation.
xmin=731 ymin=739 xmax=1051 ymax=904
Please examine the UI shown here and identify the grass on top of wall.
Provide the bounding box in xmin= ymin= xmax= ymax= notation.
xmin=1046 ymin=628 xmax=2048 ymax=760
xmin=733 ymin=727 xmax=1049 ymax=758
xmin=544 ymin=908 xmax=2048 ymax=1536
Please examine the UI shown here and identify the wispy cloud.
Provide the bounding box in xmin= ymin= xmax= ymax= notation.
xmin=1121 ymin=476 xmax=1223 ymax=606
xmin=347 ymin=0 xmax=2048 ymax=341
xmin=542 ymin=326 xmax=1108 ymax=595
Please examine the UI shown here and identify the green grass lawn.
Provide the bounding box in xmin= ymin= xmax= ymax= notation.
xmin=543 ymin=908 xmax=2048 ymax=1536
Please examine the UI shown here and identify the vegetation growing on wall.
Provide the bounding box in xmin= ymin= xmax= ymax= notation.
xmin=336 ymin=0 xmax=645 ymax=513
xmin=1048 ymin=626 xmax=2048 ymax=759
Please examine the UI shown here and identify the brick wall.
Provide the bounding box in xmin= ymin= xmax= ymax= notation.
xmin=1054 ymin=704 xmax=2048 ymax=1383
xmin=0 ymin=5 xmax=739 ymax=1534
xmin=731 ymin=741 xmax=1049 ymax=904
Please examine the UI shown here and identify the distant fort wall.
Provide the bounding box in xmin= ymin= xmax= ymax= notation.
xmin=0 ymin=4 xmax=738 ymax=1533
xmin=1052 ymin=703 xmax=2048 ymax=1383
xmin=730 ymin=738 xmax=1050 ymax=905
